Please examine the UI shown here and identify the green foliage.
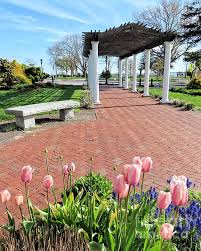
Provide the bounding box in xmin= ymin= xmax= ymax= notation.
xmin=187 ymin=77 xmax=201 ymax=89
xmin=24 ymin=66 xmax=49 ymax=84
xmin=80 ymin=90 xmax=93 ymax=108
xmin=189 ymin=190 xmax=201 ymax=202
xmin=100 ymin=70 xmax=112 ymax=80
xmin=71 ymin=172 xmax=112 ymax=199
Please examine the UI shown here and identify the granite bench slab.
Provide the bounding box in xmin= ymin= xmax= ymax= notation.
xmin=5 ymin=100 xmax=80 ymax=130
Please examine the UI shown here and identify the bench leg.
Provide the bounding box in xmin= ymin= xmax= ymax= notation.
xmin=16 ymin=115 xmax=35 ymax=130
xmin=60 ymin=109 xmax=74 ymax=121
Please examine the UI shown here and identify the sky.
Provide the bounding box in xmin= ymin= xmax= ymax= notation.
xmin=0 ymin=0 xmax=186 ymax=74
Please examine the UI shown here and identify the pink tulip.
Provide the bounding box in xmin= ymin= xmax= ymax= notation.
xmin=157 ymin=191 xmax=171 ymax=209
xmin=20 ymin=165 xmax=34 ymax=183
xmin=160 ymin=223 xmax=174 ymax=240
xmin=63 ymin=165 xmax=69 ymax=176
xmin=170 ymin=180 xmax=188 ymax=206
xmin=141 ymin=157 xmax=153 ymax=173
xmin=133 ymin=156 xmax=142 ymax=167
xmin=171 ymin=175 xmax=187 ymax=185
xmin=114 ymin=174 xmax=128 ymax=199
xmin=68 ymin=162 xmax=75 ymax=173
xmin=122 ymin=164 xmax=131 ymax=182
xmin=43 ymin=175 xmax=53 ymax=190
xmin=15 ymin=195 xmax=23 ymax=206
xmin=0 ymin=190 xmax=11 ymax=203
xmin=119 ymin=183 xmax=129 ymax=199
xmin=127 ymin=164 xmax=141 ymax=186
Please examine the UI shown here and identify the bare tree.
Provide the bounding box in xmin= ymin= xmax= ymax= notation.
xmin=133 ymin=0 xmax=193 ymax=64
xmin=48 ymin=34 xmax=87 ymax=77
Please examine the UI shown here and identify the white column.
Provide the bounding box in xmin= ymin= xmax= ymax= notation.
xmin=143 ymin=49 xmax=150 ymax=96
xmin=161 ymin=41 xmax=172 ymax=103
xmin=91 ymin=41 xmax=100 ymax=104
xmin=132 ymin=54 xmax=137 ymax=92
xmin=124 ymin=57 xmax=128 ymax=89
xmin=88 ymin=50 xmax=93 ymax=96
xmin=119 ymin=59 xmax=123 ymax=87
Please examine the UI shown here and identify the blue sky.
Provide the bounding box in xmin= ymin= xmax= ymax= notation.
xmin=0 ymin=0 xmax=185 ymax=73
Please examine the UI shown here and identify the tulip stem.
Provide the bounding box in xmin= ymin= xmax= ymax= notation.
xmin=59 ymin=157 xmax=65 ymax=190
xmin=19 ymin=205 xmax=24 ymax=221
xmin=47 ymin=190 xmax=50 ymax=221
xmin=25 ymin=183 xmax=32 ymax=220
xmin=140 ymin=173 xmax=145 ymax=196
xmin=70 ymin=173 xmax=72 ymax=191
xmin=133 ymin=186 xmax=136 ymax=219
xmin=124 ymin=186 xmax=131 ymax=237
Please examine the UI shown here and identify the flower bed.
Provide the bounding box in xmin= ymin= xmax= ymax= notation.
xmin=0 ymin=154 xmax=200 ymax=250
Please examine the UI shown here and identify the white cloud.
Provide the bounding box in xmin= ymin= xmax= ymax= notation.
xmin=2 ymin=0 xmax=87 ymax=24
xmin=0 ymin=8 xmax=37 ymax=25
xmin=0 ymin=8 xmax=67 ymax=38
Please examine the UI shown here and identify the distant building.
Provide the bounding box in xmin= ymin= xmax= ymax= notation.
xmin=170 ymin=72 xmax=187 ymax=77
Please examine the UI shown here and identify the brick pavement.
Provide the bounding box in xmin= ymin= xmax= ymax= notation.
xmin=0 ymin=86 xmax=201 ymax=223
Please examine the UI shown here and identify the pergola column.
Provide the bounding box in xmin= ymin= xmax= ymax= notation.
xmin=91 ymin=41 xmax=100 ymax=104
xmin=88 ymin=50 xmax=93 ymax=96
xmin=132 ymin=54 xmax=137 ymax=92
xmin=161 ymin=41 xmax=172 ymax=103
xmin=143 ymin=49 xmax=150 ymax=96
xmin=124 ymin=57 xmax=128 ymax=89
xmin=119 ymin=59 xmax=123 ymax=87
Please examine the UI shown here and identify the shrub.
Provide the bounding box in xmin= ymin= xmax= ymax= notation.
xmin=70 ymin=172 xmax=112 ymax=199
xmin=187 ymin=77 xmax=201 ymax=89
xmin=80 ymin=90 xmax=93 ymax=108
xmin=185 ymin=103 xmax=195 ymax=110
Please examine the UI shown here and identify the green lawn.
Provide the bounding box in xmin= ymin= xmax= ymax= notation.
xmin=0 ymin=86 xmax=83 ymax=121
xmin=57 ymin=76 xmax=86 ymax=80
xmin=148 ymin=87 xmax=201 ymax=110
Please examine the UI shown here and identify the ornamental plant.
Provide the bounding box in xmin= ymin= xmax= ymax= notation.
xmin=0 ymin=152 xmax=200 ymax=251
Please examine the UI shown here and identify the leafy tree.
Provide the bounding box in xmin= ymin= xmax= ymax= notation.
xmin=184 ymin=50 xmax=201 ymax=77
xmin=100 ymin=70 xmax=112 ymax=84
xmin=182 ymin=1 xmax=201 ymax=45
xmin=25 ymin=66 xmax=49 ymax=84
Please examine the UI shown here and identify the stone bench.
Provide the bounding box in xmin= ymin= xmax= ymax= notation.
xmin=5 ymin=100 xmax=80 ymax=130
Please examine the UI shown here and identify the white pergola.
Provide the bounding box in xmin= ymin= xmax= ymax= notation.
xmin=83 ymin=23 xmax=176 ymax=104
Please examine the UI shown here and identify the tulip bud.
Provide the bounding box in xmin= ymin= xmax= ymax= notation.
xmin=43 ymin=175 xmax=53 ymax=190
xmin=0 ymin=190 xmax=11 ymax=203
xmin=15 ymin=195 xmax=23 ymax=206
xmin=127 ymin=164 xmax=141 ymax=186
xmin=157 ymin=191 xmax=171 ymax=209
xmin=160 ymin=223 xmax=174 ymax=240
xmin=133 ymin=156 xmax=142 ymax=167
xmin=68 ymin=162 xmax=75 ymax=173
xmin=114 ymin=174 xmax=129 ymax=199
xmin=122 ymin=164 xmax=131 ymax=182
xmin=141 ymin=157 xmax=153 ymax=173
xmin=20 ymin=165 xmax=34 ymax=183
xmin=63 ymin=165 xmax=69 ymax=176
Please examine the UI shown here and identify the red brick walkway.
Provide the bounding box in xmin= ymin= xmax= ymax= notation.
xmin=0 ymin=87 xmax=201 ymax=223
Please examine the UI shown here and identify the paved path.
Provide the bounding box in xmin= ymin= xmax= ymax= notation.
xmin=0 ymin=87 xmax=201 ymax=223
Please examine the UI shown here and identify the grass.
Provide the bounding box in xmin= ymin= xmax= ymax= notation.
xmin=0 ymin=86 xmax=83 ymax=121
xmin=57 ymin=76 xmax=86 ymax=80
xmin=146 ymin=87 xmax=201 ymax=110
